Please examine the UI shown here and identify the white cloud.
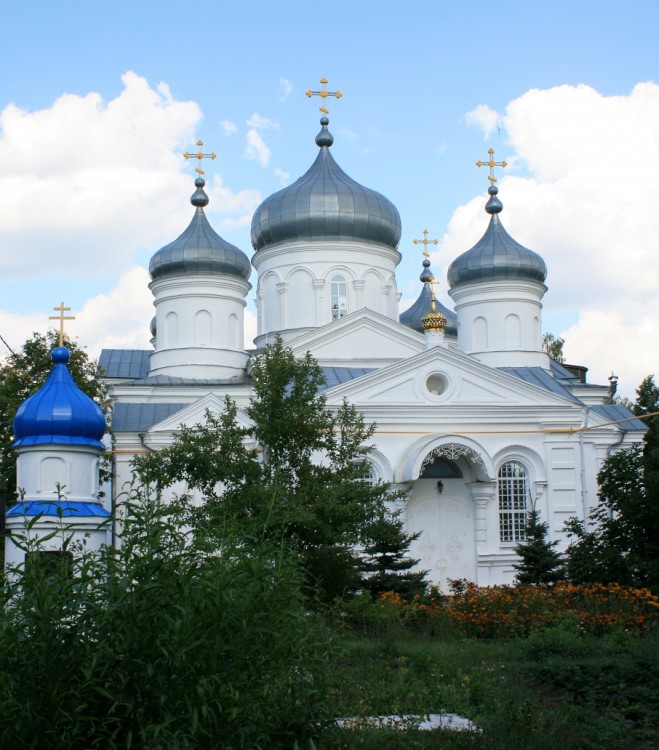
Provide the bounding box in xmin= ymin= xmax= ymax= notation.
xmin=70 ymin=267 xmax=154 ymax=356
xmin=246 ymin=112 xmax=279 ymax=131
xmin=0 ymin=72 xmax=199 ymax=279
xmin=279 ymin=77 xmax=293 ymax=101
xmin=444 ymin=82 xmax=659 ymax=397
xmin=244 ymin=129 xmax=271 ymax=167
xmin=219 ymin=119 xmax=238 ymax=135
xmin=465 ymin=104 xmax=500 ymax=139
xmin=274 ymin=167 xmax=290 ymax=186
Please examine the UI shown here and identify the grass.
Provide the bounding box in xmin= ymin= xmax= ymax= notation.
xmin=315 ymin=626 xmax=659 ymax=749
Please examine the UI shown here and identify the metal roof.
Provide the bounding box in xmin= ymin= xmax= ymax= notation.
xmin=590 ymin=404 xmax=647 ymax=431
xmin=319 ymin=366 xmax=376 ymax=391
xmin=14 ymin=346 xmax=106 ymax=449
xmin=251 ymin=117 xmax=401 ymax=252
xmin=111 ymin=402 xmax=187 ymax=432
xmin=6 ymin=500 xmax=110 ymax=518
xmin=400 ymin=282 xmax=457 ymax=338
xmin=99 ymin=349 xmax=151 ymax=379
xmin=499 ymin=367 xmax=582 ymax=403
xmin=149 ymin=178 xmax=251 ymax=282
xmin=447 ymin=185 xmax=546 ymax=288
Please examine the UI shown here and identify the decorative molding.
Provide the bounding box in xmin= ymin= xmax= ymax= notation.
xmin=420 ymin=443 xmax=487 ymax=475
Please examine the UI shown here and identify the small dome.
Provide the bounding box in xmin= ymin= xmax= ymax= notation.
xmin=13 ymin=347 xmax=106 ymax=449
xmin=150 ymin=178 xmax=251 ymax=282
xmin=251 ymin=117 xmax=401 ymax=252
xmin=447 ymin=185 xmax=546 ymax=288
xmin=400 ymin=259 xmax=457 ymax=337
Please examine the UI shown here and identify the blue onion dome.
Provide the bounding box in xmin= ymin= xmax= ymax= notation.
xmin=251 ymin=117 xmax=402 ymax=252
xmin=400 ymin=259 xmax=457 ymax=337
xmin=13 ymin=346 xmax=106 ymax=449
xmin=150 ymin=177 xmax=251 ymax=282
xmin=447 ymin=185 xmax=547 ymax=288
xmin=149 ymin=315 xmax=157 ymax=337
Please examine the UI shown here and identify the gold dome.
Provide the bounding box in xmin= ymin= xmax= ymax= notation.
xmin=421 ymin=293 xmax=447 ymax=333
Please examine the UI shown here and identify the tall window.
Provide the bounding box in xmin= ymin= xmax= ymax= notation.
xmin=498 ymin=461 xmax=528 ymax=543
xmin=330 ymin=275 xmax=348 ymax=320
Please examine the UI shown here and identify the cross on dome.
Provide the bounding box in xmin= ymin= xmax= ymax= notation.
xmin=183 ymin=140 xmax=217 ymax=176
xmin=413 ymin=229 xmax=440 ymax=253
xmin=49 ymin=301 xmax=75 ymax=346
xmin=476 ymin=148 xmax=508 ymax=184
xmin=306 ymin=77 xmax=343 ymax=115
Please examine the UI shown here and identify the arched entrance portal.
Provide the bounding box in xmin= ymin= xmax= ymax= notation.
xmin=406 ymin=442 xmax=489 ymax=591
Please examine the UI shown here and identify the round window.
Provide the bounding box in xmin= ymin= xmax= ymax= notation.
xmin=426 ymin=373 xmax=448 ymax=396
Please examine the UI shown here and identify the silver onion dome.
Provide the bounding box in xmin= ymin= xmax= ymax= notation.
xmin=150 ymin=177 xmax=251 ymax=282
xmin=251 ymin=117 xmax=401 ymax=252
xmin=447 ymin=185 xmax=546 ymax=288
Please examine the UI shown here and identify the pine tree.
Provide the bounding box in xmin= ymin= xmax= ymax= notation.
xmin=513 ymin=506 xmax=564 ymax=586
xmin=360 ymin=510 xmax=428 ymax=601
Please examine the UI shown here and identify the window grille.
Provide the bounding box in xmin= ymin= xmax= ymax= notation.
xmin=498 ymin=461 xmax=528 ymax=543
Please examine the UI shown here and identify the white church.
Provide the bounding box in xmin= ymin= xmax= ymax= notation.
xmin=5 ymin=106 xmax=646 ymax=587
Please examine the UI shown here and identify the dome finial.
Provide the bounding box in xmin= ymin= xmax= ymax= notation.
xmin=476 ymin=147 xmax=508 ymax=185
xmin=421 ymin=281 xmax=447 ymax=333
xmin=476 ymin=148 xmax=507 ymax=215
xmin=307 ymin=77 xmax=342 ymax=148
xmin=413 ymin=229 xmax=440 ymax=283
xmin=306 ymin=76 xmax=343 ymax=116
xmin=183 ymin=140 xmax=216 ymax=207
xmin=48 ymin=301 xmax=75 ymax=348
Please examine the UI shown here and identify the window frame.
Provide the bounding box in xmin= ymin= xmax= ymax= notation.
xmin=497 ymin=460 xmax=529 ymax=545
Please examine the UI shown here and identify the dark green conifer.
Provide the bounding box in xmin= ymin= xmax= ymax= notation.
xmin=513 ymin=506 xmax=564 ymax=586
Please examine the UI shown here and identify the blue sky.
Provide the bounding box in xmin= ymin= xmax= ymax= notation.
xmin=0 ymin=0 xmax=658 ymax=396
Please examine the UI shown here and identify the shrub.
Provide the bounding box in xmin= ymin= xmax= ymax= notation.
xmin=0 ymin=486 xmax=332 ymax=749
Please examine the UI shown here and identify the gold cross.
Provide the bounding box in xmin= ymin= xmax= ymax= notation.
xmin=49 ymin=302 xmax=75 ymax=347
xmin=183 ymin=140 xmax=217 ymax=176
xmin=476 ymin=148 xmax=508 ymax=183
xmin=413 ymin=229 xmax=439 ymax=254
xmin=306 ymin=77 xmax=343 ymax=115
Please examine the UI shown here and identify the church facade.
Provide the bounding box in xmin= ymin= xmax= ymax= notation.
xmin=95 ymin=114 xmax=644 ymax=588
xmin=6 ymin=110 xmax=645 ymax=586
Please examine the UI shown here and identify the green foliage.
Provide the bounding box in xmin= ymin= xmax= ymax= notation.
xmin=565 ymin=375 xmax=659 ymax=589
xmin=542 ymin=332 xmax=565 ymax=363
xmin=134 ymin=338 xmax=400 ymax=602
xmin=360 ymin=510 xmax=428 ymax=601
xmin=513 ymin=507 xmax=564 ymax=586
xmin=0 ymin=485 xmax=332 ymax=749
xmin=0 ymin=331 xmax=106 ymax=501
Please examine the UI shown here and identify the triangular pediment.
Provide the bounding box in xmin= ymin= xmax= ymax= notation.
xmin=145 ymin=394 xmax=252 ymax=447
xmin=288 ymin=309 xmax=425 ymax=367
xmin=322 ymin=345 xmax=582 ymax=412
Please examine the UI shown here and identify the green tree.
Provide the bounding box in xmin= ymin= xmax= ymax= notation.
xmin=0 ymin=331 xmax=106 ymax=503
xmin=565 ymin=375 xmax=659 ymax=589
xmin=135 ymin=338 xmax=400 ymax=601
xmin=513 ymin=506 xmax=564 ymax=586
xmin=360 ymin=509 xmax=428 ymax=601
xmin=542 ymin=332 xmax=565 ymax=363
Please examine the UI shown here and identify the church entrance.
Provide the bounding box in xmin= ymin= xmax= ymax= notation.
xmin=405 ymin=455 xmax=476 ymax=591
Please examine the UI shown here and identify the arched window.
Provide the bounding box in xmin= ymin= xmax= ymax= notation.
xmin=356 ymin=461 xmax=377 ymax=487
xmin=330 ymin=274 xmax=348 ymax=320
xmin=498 ymin=461 xmax=528 ymax=543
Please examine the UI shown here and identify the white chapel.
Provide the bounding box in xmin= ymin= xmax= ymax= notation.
xmin=6 ymin=106 xmax=646 ymax=587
